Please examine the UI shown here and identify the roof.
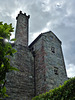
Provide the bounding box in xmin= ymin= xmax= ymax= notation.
xmin=29 ymin=33 xmax=42 ymax=48
xmin=29 ymin=31 xmax=61 ymax=48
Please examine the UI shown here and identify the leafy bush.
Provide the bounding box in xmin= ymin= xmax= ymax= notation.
xmin=32 ymin=77 xmax=75 ymax=100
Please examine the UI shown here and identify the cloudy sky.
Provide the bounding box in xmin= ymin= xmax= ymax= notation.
xmin=0 ymin=0 xmax=75 ymax=78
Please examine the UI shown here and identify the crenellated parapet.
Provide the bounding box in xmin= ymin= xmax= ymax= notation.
xmin=16 ymin=11 xmax=30 ymax=20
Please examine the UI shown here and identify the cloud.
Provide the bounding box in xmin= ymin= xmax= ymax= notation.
xmin=66 ymin=63 xmax=75 ymax=77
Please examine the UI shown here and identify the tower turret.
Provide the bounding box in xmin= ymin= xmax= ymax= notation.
xmin=15 ymin=11 xmax=30 ymax=46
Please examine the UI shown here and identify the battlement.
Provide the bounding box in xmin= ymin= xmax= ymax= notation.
xmin=16 ymin=11 xmax=30 ymax=20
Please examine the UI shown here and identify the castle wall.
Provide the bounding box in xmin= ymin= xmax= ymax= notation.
xmin=6 ymin=45 xmax=34 ymax=100
xmin=5 ymin=11 xmax=34 ymax=100
xmin=29 ymin=31 xmax=68 ymax=96
xmin=30 ymin=36 xmax=47 ymax=95
xmin=43 ymin=32 xmax=68 ymax=91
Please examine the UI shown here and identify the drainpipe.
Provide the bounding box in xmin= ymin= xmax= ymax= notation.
xmin=33 ymin=51 xmax=36 ymax=96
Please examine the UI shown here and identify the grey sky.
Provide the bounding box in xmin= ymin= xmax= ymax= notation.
xmin=0 ymin=0 xmax=75 ymax=77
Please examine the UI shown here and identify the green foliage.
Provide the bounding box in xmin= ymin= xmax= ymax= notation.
xmin=32 ymin=77 xmax=75 ymax=100
xmin=10 ymin=38 xmax=16 ymax=41
xmin=0 ymin=22 xmax=17 ymax=99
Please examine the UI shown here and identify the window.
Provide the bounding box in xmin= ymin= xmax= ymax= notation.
xmin=54 ymin=67 xmax=58 ymax=75
xmin=51 ymin=47 xmax=55 ymax=53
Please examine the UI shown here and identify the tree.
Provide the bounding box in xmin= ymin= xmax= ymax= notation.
xmin=0 ymin=22 xmax=17 ymax=99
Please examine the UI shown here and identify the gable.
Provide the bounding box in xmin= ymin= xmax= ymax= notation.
xmin=29 ymin=31 xmax=61 ymax=48
xmin=43 ymin=31 xmax=62 ymax=44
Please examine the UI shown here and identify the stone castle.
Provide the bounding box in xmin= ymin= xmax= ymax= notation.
xmin=6 ymin=11 xmax=68 ymax=100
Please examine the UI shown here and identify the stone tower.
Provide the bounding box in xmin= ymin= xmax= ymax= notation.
xmin=29 ymin=31 xmax=68 ymax=95
xmin=5 ymin=11 xmax=68 ymax=100
xmin=6 ymin=11 xmax=34 ymax=100
xmin=15 ymin=11 xmax=30 ymax=46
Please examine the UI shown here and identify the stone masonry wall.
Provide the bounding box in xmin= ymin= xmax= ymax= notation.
xmin=15 ymin=11 xmax=30 ymax=46
xmin=43 ymin=32 xmax=68 ymax=91
xmin=5 ymin=11 xmax=34 ymax=100
xmin=30 ymin=36 xmax=47 ymax=96
xmin=29 ymin=31 xmax=68 ymax=96
xmin=6 ymin=44 xmax=34 ymax=100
